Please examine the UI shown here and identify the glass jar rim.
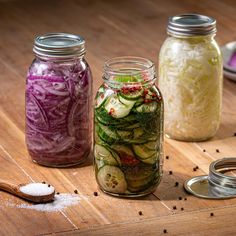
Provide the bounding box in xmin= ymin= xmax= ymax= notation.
xmin=103 ymin=56 xmax=156 ymax=86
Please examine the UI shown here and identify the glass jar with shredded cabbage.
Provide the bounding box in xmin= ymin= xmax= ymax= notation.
xmin=26 ymin=33 xmax=92 ymax=167
xmin=159 ymin=14 xmax=223 ymax=141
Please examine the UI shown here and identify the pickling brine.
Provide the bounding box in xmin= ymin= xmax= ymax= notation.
xmin=159 ymin=14 xmax=223 ymax=141
xmin=26 ymin=33 xmax=92 ymax=167
xmin=94 ymin=57 xmax=164 ymax=197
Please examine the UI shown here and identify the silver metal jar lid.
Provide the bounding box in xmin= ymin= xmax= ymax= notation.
xmin=184 ymin=157 xmax=236 ymax=199
xmin=33 ymin=33 xmax=86 ymax=59
xmin=167 ymin=14 xmax=216 ymax=36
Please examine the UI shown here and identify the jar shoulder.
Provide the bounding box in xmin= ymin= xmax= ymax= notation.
xmin=160 ymin=36 xmax=221 ymax=56
xmin=28 ymin=57 xmax=91 ymax=78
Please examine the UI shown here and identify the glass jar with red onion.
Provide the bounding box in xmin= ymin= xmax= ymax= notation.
xmin=26 ymin=33 xmax=92 ymax=167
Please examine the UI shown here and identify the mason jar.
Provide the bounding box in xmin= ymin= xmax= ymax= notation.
xmin=159 ymin=14 xmax=223 ymax=141
xmin=94 ymin=56 xmax=164 ymax=197
xmin=26 ymin=33 xmax=92 ymax=167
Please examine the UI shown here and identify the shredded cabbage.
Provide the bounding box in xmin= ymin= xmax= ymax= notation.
xmin=159 ymin=36 xmax=222 ymax=141
xmin=26 ymin=58 xmax=92 ymax=166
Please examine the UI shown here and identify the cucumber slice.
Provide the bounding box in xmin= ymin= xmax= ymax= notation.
xmin=136 ymin=102 xmax=157 ymax=113
xmin=95 ymin=93 xmax=107 ymax=109
xmin=132 ymin=144 xmax=156 ymax=159
xmin=94 ymin=144 xmax=119 ymax=169
xmin=119 ymin=89 xmax=143 ymax=101
xmin=116 ymin=130 xmax=133 ymax=139
xmin=97 ymin=165 xmax=127 ymax=193
xmin=118 ymin=95 xmax=136 ymax=106
xmin=123 ymin=165 xmax=156 ymax=192
xmin=111 ymin=145 xmax=139 ymax=166
xmin=140 ymin=154 xmax=157 ymax=164
xmin=122 ymin=123 xmax=140 ymax=130
xmin=104 ymin=94 xmax=135 ymax=118
xmin=133 ymin=127 xmax=144 ymax=139
xmin=144 ymin=141 xmax=157 ymax=150
xmin=111 ymin=144 xmax=134 ymax=157
xmin=98 ymin=124 xmax=119 ymax=144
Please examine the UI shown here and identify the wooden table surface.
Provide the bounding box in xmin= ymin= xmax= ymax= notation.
xmin=0 ymin=0 xmax=236 ymax=235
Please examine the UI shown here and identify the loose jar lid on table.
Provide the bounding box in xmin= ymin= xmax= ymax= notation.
xmin=184 ymin=158 xmax=236 ymax=199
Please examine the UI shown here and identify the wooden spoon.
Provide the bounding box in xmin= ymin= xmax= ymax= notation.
xmin=0 ymin=179 xmax=55 ymax=203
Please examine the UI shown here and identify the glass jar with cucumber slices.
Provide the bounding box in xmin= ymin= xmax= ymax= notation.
xmin=94 ymin=56 xmax=164 ymax=197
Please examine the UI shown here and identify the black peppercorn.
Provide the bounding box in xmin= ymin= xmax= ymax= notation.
xmin=175 ymin=182 xmax=179 ymax=187
xmin=163 ymin=229 xmax=167 ymax=234
xmin=216 ymin=149 xmax=220 ymax=153
xmin=138 ymin=211 xmax=143 ymax=216
xmin=173 ymin=206 xmax=177 ymax=210
xmin=48 ymin=184 xmax=50 ymax=187
xmin=181 ymin=207 xmax=184 ymax=211
xmin=210 ymin=212 xmax=214 ymax=216
xmin=203 ymin=149 xmax=206 ymax=152
xmin=42 ymin=181 xmax=46 ymax=184
xmin=178 ymin=197 xmax=182 ymax=200
xmin=93 ymin=191 xmax=98 ymax=196
xmin=184 ymin=197 xmax=187 ymax=201
xmin=169 ymin=171 xmax=173 ymax=175
xmin=56 ymin=192 xmax=60 ymax=195
xmin=74 ymin=189 xmax=78 ymax=194
xmin=166 ymin=155 xmax=169 ymax=160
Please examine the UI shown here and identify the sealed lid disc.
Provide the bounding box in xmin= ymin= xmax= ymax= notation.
xmin=184 ymin=175 xmax=236 ymax=199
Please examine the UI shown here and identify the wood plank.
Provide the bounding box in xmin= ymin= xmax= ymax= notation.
xmin=55 ymin=205 xmax=236 ymax=236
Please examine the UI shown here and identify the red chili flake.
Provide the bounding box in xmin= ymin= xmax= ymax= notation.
xmin=143 ymin=89 xmax=149 ymax=95
xmin=119 ymin=152 xmax=140 ymax=165
xmin=152 ymin=93 xmax=157 ymax=97
xmin=109 ymin=108 xmax=115 ymax=115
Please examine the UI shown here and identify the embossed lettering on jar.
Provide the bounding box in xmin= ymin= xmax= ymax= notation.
xmin=159 ymin=14 xmax=223 ymax=141
xmin=26 ymin=33 xmax=92 ymax=167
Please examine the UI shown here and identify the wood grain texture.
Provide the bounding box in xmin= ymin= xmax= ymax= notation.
xmin=0 ymin=0 xmax=236 ymax=235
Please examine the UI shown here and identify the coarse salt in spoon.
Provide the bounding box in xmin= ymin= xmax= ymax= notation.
xmin=0 ymin=180 xmax=55 ymax=203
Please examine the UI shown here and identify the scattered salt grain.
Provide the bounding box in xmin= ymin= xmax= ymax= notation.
xmin=16 ymin=193 xmax=81 ymax=212
xmin=20 ymin=183 xmax=55 ymax=196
